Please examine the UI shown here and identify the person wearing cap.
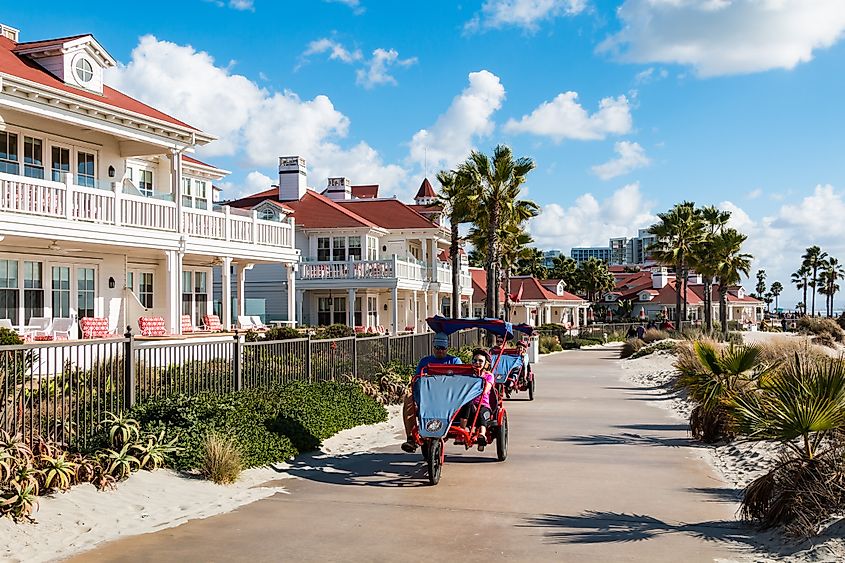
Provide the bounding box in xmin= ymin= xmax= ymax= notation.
xmin=401 ymin=333 xmax=462 ymax=453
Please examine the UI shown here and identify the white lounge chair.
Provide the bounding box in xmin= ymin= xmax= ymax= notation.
xmin=50 ymin=318 xmax=74 ymax=340
xmin=0 ymin=318 xmax=14 ymax=331
xmin=250 ymin=316 xmax=268 ymax=330
xmin=238 ymin=315 xmax=256 ymax=330
xmin=22 ymin=316 xmax=51 ymax=338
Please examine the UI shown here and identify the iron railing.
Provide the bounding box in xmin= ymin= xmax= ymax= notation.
xmin=1 ymin=328 xmax=483 ymax=447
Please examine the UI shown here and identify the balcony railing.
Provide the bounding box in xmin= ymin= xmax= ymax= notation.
xmin=0 ymin=172 xmax=293 ymax=249
xmin=299 ymin=256 xmax=470 ymax=286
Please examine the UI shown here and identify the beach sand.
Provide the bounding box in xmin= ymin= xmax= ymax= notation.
xmin=1 ymin=404 xmax=404 ymax=563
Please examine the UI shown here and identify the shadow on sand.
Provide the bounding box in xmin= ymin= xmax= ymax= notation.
xmin=548 ymin=432 xmax=701 ymax=448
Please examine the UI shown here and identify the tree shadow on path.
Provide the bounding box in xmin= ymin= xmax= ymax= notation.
xmin=549 ymin=432 xmax=702 ymax=448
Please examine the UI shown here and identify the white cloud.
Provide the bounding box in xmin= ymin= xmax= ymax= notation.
xmin=324 ymin=0 xmax=365 ymax=15
xmin=108 ymin=35 xmax=407 ymax=197
xmin=746 ymin=188 xmax=763 ymax=200
xmin=228 ymin=0 xmax=254 ymax=10
xmin=301 ymin=38 xmax=363 ymax=65
xmin=600 ymin=0 xmax=845 ymax=77
xmin=465 ymin=0 xmax=587 ymax=32
xmin=408 ymin=70 xmax=506 ymax=171
xmin=528 ymin=183 xmax=655 ymax=249
xmin=591 ymin=141 xmax=650 ymax=180
xmin=217 ymin=170 xmax=274 ymax=200
xmin=634 ymin=66 xmax=668 ymax=84
xmin=355 ymin=48 xmax=417 ymax=89
xmin=504 ymin=92 xmax=633 ymax=142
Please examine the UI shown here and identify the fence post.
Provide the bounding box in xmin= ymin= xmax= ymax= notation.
xmin=352 ymin=335 xmax=358 ymax=378
xmin=385 ymin=335 xmax=392 ymax=364
xmin=306 ymin=333 xmax=312 ymax=383
xmin=123 ymin=326 xmax=135 ymax=409
xmin=233 ymin=331 xmax=243 ymax=391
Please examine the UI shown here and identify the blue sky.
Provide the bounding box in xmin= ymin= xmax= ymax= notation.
xmin=6 ymin=1 xmax=845 ymax=307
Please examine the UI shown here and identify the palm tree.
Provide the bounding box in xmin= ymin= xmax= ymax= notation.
xmin=769 ymin=281 xmax=783 ymax=312
xmin=436 ymin=170 xmax=475 ymax=318
xmin=515 ymin=247 xmax=548 ymax=278
xmin=755 ymin=269 xmax=767 ymax=299
xmin=791 ymin=265 xmax=811 ymax=317
xmin=648 ymin=202 xmax=705 ymax=328
xmin=692 ymin=206 xmax=731 ymax=332
xmin=802 ymin=245 xmax=828 ymax=316
xmin=712 ymin=228 xmax=753 ymax=338
xmin=457 ymin=145 xmax=535 ymax=319
xmin=498 ymin=227 xmax=534 ymax=320
xmin=577 ymin=257 xmax=615 ymax=303
xmin=823 ymin=257 xmax=844 ymax=316
xmin=549 ymin=256 xmax=579 ymax=290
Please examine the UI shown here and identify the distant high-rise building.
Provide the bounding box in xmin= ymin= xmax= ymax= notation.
xmin=570 ymin=247 xmax=612 ymax=264
xmin=563 ymin=228 xmax=659 ymax=267
xmin=542 ymin=249 xmax=562 ymax=268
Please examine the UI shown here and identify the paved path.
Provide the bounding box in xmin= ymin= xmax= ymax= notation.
xmin=72 ymin=347 xmax=751 ymax=562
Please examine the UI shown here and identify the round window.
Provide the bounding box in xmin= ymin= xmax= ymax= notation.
xmin=75 ymin=58 xmax=93 ymax=83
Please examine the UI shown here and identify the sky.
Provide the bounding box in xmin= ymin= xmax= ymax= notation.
xmin=5 ymin=0 xmax=845 ymax=309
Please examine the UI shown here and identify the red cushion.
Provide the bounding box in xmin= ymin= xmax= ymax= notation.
xmin=181 ymin=315 xmax=194 ymax=333
xmin=81 ymin=317 xmax=111 ymax=338
xmin=138 ymin=317 xmax=167 ymax=337
xmin=202 ymin=315 xmax=223 ymax=331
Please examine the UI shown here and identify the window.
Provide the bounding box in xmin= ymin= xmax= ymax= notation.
xmin=0 ymin=260 xmax=19 ymax=325
xmin=23 ymin=136 xmax=44 ymax=179
xmin=367 ymin=236 xmax=378 ymax=261
xmin=51 ymin=266 xmax=70 ymax=319
xmin=441 ymin=297 xmax=451 ymax=318
xmin=317 ymin=296 xmax=346 ymax=326
xmin=354 ymin=297 xmax=362 ymax=326
xmin=182 ymin=271 xmax=192 ymax=317
xmin=0 ymin=131 xmax=19 ymax=175
xmin=138 ymin=170 xmax=153 ymax=197
xmin=194 ymin=271 xmax=208 ymax=326
xmin=348 ymin=237 xmax=362 ymax=261
xmin=23 ymin=261 xmax=43 ymax=324
xmin=139 ymin=273 xmax=154 ymax=308
xmin=332 ymin=237 xmax=346 ymax=262
xmin=259 ymin=208 xmax=276 ymax=221
xmin=195 ymin=180 xmax=207 ymax=199
xmin=367 ymin=296 xmax=378 ymax=327
xmin=77 ymin=151 xmax=95 ymax=188
xmin=127 ymin=271 xmax=134 ymax=292
xmin=317 ymin=237 xmax=330 ymax=262
xmin=51 ymin=146 xmax=70 ymax=182
xmin=75 ymin=58 xmax=93 ymax=83
xmin=77 ymin=267 xmax=95 ymax=319
xmin=333 ymin=297 xmax=346 ymax=325
xmin=181 ymin=178 xmax=192 ymax=208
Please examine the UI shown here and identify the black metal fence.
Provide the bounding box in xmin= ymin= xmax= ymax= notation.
xmin=1 ymin=328 xmax=482 ymax=447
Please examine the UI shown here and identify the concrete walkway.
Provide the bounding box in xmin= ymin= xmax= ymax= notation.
xmin=72 ymin=346 xmax=751 ymax=562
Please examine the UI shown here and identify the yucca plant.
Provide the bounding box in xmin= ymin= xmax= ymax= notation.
xmin=100 ymin=412 xmax=141 ymax=448
xmin=101 ymin=443 xmax=140 ymax=480
xmin=40 ymin=452 xmax=78 ymax=491
xmin=1 ymin=481 xmax=39 ymax=521
xmin=131 ymin=431 xmax=181 ymax=470
xmin=675 ymin=341 xmax=772 ymax=443
xmin=731 ymin=354 xmax=845 ymax=537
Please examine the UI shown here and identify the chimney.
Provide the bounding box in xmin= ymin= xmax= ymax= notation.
xmin=278 ymin=156 xmax=307 ymax=201
xmin=652 ymin=267 xmax=672 ymax=289
xmin=325 ymin=177 xmax=352 ymax=201
xmin=0 ymin=24 xmax=20 ymax=42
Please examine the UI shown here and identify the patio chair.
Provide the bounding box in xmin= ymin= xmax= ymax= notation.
xmin=376 ymin=325 xmax=387 ymax=335
xmin=403 ymin=325 xmax=415 ymax=333
xmin=250 ymin=316 xmax=268 ymax=330
xmin=354 ymin=325 xmax=366 ymax=334
xmin=202 ymin=314 xmax=224 ymax=332
xmin=80 ymin=317 xmax=115 ymax=339
xmin=22 ymin=316 xmax=51 ymax=338
xmin=138 ymin=316 xmax=167 ymax=337
xmin=50 ymin=318 xmax=74 ymax=340
xmin=0 ymin=319 xmax=13 ymax=331
xmin=238 ymin=315 xmax=256 ymax=330
xmin=180 ymin=314 xmax=207 ymax=335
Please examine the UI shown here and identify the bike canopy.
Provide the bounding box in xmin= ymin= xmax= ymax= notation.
xmin=426 ymin=316 xmax=514 ymax=340
xmin=490 ymin=354 xmax=524 ymax=384
xmin=512 ymin=323 xmax=535 ymax=337
xmin=414 ymin=367 xmax=484 ymax=439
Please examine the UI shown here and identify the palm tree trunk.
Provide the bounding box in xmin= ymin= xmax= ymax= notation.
xmin=682 ymin=267 xmax=689 ymax=326
xmin=803 ymin=282 xmax=808 ymax=317
xmin=812 ymin=267 xmax=817 ymax=316
xmin=485 ymin=204 xmax=499 ymax=319
xmin=504 ymin=267 xmax=511 ymax=321
xmin=703 ymin=279 xmax=712 ymax=332
xmin=450 ymin=221 xmax=460 ymax=318
xmin=719 ymin=285 xmax=728 ymax=339
xmin=675 ymin=260 xmax=682 ymax=329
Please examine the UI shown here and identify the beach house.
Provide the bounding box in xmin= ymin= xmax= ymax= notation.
xmin=0 ymin=24 xmax=299 ymax=338
xmin=226 ymin=159 xmax=473 ymax=334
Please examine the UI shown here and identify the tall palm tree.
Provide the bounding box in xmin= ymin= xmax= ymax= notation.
xmin=457 ymin=145 xmax=535 ymax=319
xmin=692 ymin=206 xmax=731 ymax=332
xmin=516 ymin=247 xmax=547 ymax=278
xmin=802 ymin=245 xmax=828 ymax=316
xmin=712 ymin=228 xmax=753 ymax=338
xmin=648 ymin=202 xmax=705 ymax=328
xmin=549 ymin=256 xmax=579 ymax=291
xmin=436 ymin=170 xmax=475 ymax=318
xmin=755 ymin=269 xmax=767 ymax=299
xmin=499 ymin=227 xmax=534 ymax=321
xmin=791 ymin=265 xmax=810 ymax=317
xmin=577 ymin=257 xmax=615 ymax=303
xmin=823 ymin=257 xmax=844 ymax=316
xmin=769 ymin=281 xmax=783 ymax=312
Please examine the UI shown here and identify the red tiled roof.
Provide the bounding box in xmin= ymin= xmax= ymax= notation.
xmin=509 ymin=277 xmax=585 ymax=302
xmin=650 ymin=280 xmax=704 ymax=305
xmin=182 ymin=155 xmax=223 ymax=170
xmin=338 ymin=199 xmax=438 ymax=230
xmin=408 ymin=203 xmax=443 ymax=213
xmin=688 ymin=284 xmax=763 ymax=304
xmin=279 ymin=191 xmax=377 ymax=229
xmin=12 ymin=34 xmax=90 ymax=50
xmin=415 ymin=178 xmax=436 ymax=199
xmin=351 ymin=185 xmax=379 ymax=198
xmin=471 ymin=268 xmax=505 ymax=303
xmin=0 ymin=36 xmax=197 ymax=130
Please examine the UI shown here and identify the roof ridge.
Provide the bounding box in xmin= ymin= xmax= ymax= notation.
xmin=308 ymin=191 xmax=379 ymax=228
xmin=12 ymin=34 xmax=91 ymax=48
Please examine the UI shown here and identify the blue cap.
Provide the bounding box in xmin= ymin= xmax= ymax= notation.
xmin=433 ymin=333 xmax=449 ymax=348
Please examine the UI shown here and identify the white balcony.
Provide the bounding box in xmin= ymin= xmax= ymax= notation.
xmin=0 ymin=172 xmax=293 ymax=250
xmin=297 ymin=256 xmax=427 ymax=288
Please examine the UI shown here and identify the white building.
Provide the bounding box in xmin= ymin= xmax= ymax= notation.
xmin=227 ymin=158 xmax=473 ymax=334
xmin=0 ymin=25 xmax=299 ymax=337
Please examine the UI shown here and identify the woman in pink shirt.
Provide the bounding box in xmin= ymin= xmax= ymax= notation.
xmin=458 ymin=348 xmax=496 ymax=451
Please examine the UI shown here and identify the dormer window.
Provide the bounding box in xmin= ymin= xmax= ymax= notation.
xmin=75 ymin=57 xmax=93 ymax=83
xmin=260 ymin=208 xmax=276 ymax=221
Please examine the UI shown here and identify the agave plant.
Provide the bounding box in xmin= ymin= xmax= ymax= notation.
xmin=11 ymin=463 xmax=41 ymax=496
xmin=40 ymin=452 xmax=78 ymax=491
xmin=101 ymin=443 xmax=140 ymax=480
xmin=131 ymin=431 xmax=181 ymax=470
xmin=675 ymin=341 xmax=772 ymax=443
xmin=70 ymin=452 xmax=97 ymax=483
xmin=100 ymin=412 xmax=141 ymax=448
xmin=731 ymin=354 xmax=845 ymax=537
xmin=1 ymin=481 xmax=39 ymax=521
xmin=0 ymin=431 xmax=34 ymax=464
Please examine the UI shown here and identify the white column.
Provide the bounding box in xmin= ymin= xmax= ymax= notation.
xmin=286 ymin=263 xmax=297 ymax=325
xmin=430 ymin=291 xmax=438 ymax=319
xmin=391 ymin=286 xmax=399 ymax=335
xmin=221 ymin=257 xmax=232 ymax=330
xmin=348 ymin=287 xmax=356 ymax=327
xmin=296 ymin=289 xmax=305 ymax=325
xmin=64 ymin=173 xmax=74 ymax=220
xmin=236 ymin=263 xmax=254 ymax=322
xmin=413 ymin=290 xmax=419 ymax=331
xmin=165 ymin=250 xmax=182 ymax=334
xmin=170 ymin=149 xmax=184 ymax=234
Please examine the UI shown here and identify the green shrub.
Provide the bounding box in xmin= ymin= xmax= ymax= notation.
xmin=450 ymin=345 xmax=474 ymax=364
xmin=257 ymin=326 xmax=302 ymax=342
xmin=130 ymin=381 xmax=386 ymax=471
xmin=200 ymin=433 xmax=242 ymax=484
xmin=620 ymin=338 xmax=646 ymax=358
xmin=314 ymin=324 xmax=355 ymax=340
xmin=797 ymin=316 xmax=844 ymax=344
xmin=630 ymin=340 xmax=676 ymax=359
xmin=539 ymin=335 xmax=562 ymax=354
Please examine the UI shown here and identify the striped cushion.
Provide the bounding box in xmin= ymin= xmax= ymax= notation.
xmin=80 ymin=317 xmax=111 ymax=338
xmin=138 ymin=317 xmax=167 ymax=337
xmin=203 ymin=314 xmax=223 ymax=332
xmin=181 ymin=315 xmax=194 ymax=334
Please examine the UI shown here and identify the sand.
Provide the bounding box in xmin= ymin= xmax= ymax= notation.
xmin=1 ymin=404 xmax=404 ymax=563
xmin=620 ymin=346 xmax=845 ymax=562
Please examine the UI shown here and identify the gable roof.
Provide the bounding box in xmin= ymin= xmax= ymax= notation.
xmin=279 ymin=191 xmax=378 ymax=229
xmin=351 ymin=185 xmax=378 ymax=199
xmin=415 ymin=178 xmax=436 ymax=199
xmin=338 ymin=199 xmax=438 ymax=230
xmin=0 ymin=35 xmax=197 ymax=130
xmin=509 ymin=276 xmax=585 ymax=302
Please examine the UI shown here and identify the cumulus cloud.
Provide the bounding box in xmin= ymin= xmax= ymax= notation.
xmin=599 ymin=0 xmax=845 ymax=77
xmin=408 ymin=70 xmax=506 ymax=171
xmin=324 ymin=0 xmax=365 ymax=14
xmin=504 ymin=92 xmax=632 ymax=142
xmin=591 ymin=141 xmax=650 ymax=180
xmin=355 ymin=48 xmax=417 ymax=89
xmin=465 ymin=0 xmax=587 ymax=32
xmin=108 ymin=35 xmax=406 ymax=198
xmin=301 ymin=38 xmax=362 ymax=65
xmin=528 ymin=183 xmax=655 ymax=249
xmin=217 ymin=170 xmax=274 ymax=200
